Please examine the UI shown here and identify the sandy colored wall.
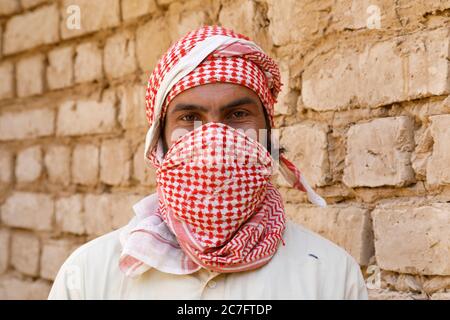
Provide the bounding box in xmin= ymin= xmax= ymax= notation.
xmin=0 ymin=0 xmax=449 ymax=299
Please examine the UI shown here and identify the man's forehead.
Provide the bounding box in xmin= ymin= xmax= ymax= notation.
xmin=173 ymin=82 xmax=258 ymax=98
xmin=167 ymin=83 xmax=262 ymax=109
xmin=169 ymin=97 xmax=262 ymax=116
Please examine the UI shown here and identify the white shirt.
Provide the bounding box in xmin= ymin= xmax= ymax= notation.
xmin=48 ymin=219 xmax=368 ymax=300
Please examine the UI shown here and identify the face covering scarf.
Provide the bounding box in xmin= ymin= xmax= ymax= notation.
xmin=119 ymin=26 xmax=327 ymax=277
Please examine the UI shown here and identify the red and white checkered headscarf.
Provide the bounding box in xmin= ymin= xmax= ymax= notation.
xmin=119 ymin=25 xmax=326 ymax=277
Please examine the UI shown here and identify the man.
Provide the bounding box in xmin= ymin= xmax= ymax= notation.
xmin=49 ymin=26 xmax=368 ymax=299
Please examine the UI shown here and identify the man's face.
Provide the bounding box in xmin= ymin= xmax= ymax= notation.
xmin=162 ymin=83 xmax=268 ymax=150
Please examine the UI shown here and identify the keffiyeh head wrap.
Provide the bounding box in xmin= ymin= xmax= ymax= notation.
xmin=119 ymin=25 xmax=326 ymax=277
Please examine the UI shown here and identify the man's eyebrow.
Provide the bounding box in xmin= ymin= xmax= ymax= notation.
xmin=219 ymin=97 xmax=259 ymax=112
xmin=170 ymin=97 xmax=259 ymax=115
xmin=170 ymin=103 xmax=209 ymax=114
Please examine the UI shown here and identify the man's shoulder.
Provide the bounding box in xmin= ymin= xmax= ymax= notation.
xmin=49 ymin=228 xmax=125 ymax=299
xmin=65 ymin=228 xmax=123 ymax=267
xmin=277 ymin=220 xmax=368 ymax=299
xmin=284 ymin=219 xmax=358 ymax=268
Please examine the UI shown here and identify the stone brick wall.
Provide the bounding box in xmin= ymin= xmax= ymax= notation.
xmin=0 ymin=0 xmax=449 ymax=300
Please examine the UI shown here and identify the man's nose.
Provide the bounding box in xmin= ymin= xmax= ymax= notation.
xmin=203 ymin=112 xmax=223 ymax=125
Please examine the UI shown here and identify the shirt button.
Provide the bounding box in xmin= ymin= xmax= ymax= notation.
xmin=207 ymin=280 xmax=217 ymax=289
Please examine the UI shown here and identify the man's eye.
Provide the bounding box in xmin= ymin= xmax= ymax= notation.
xmin=230 ymin=110 xmax=249 ymax=119
xmin=180 ymin=114 xmax=199 ymax=121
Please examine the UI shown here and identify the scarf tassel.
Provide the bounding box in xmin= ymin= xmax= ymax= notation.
xmin=278 ymin=155 xmax=327 ymax=208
